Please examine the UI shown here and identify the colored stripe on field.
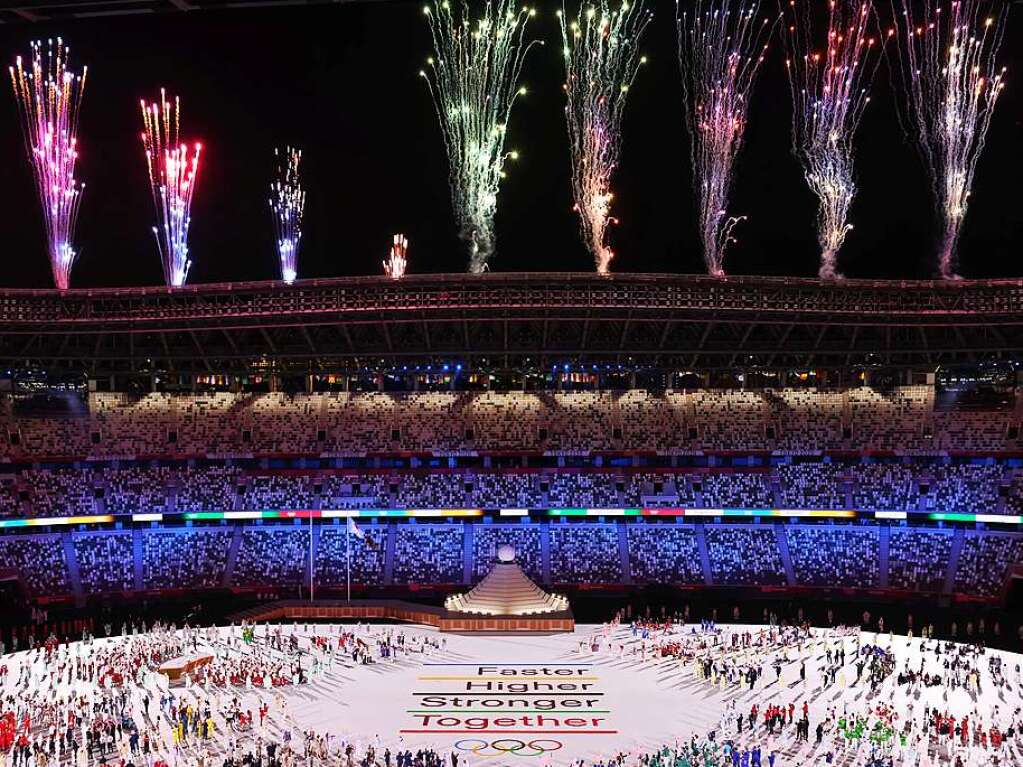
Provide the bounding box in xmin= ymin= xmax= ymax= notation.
xmin=413 ymin=695 xmax=597 ymax=699
xmin=399 ymin=730 xmax=618 ymax=735
xmin=418 ymin=676 xmax=599 ymax=681
xmin=406 ymin=710 xmax=610 ymax=714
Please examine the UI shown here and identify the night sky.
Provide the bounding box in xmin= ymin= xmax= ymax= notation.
xmin=0 ymin=0 xmax=1019 ymax=289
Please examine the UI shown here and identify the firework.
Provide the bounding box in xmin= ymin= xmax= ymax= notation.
xmin=384 ymin=234 xmax=409 ymax=279
xmin=893 ymin=0 xmax=1006 ymax=279
xmin=678 ymin=0 xmax=774 ymax=276
xmin=269 ymin=146 xmax=305 ymax=284
xmin=783 ymin=0 xmax=886 ymax=279
xmin=140 ymin=89 xmax=202 ymax=288
xmin=421 ymin=0 xmax=539 ymax=273
xmin=9 ymin=39 xmax=87 ymax=290
xmin=558 ymin=1 xmax=651 ymax=274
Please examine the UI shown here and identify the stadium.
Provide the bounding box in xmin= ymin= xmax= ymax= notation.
xmin=1 ymin=0 xmax=1023 ymax=765
xmin=3 ymin=272 xmax=1023 ymax=765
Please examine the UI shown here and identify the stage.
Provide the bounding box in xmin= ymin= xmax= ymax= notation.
xmin=229 ymin=598 xmax=575 ymax=633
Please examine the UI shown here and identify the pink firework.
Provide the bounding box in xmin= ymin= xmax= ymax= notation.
xmin=9 ymin=39 xmax=87 ymax=290
xmin=783 ymin=0 xmax=888 ymax=279
xmin=678 ymin=0 xmax=775 ymax=276
xmin=893 ymin=0 xmax=1007 ymax=279
xmin=559 ymin=0 xmax=652 ymax=275
xmin=141 ymin=89 xmax=202 ymax=287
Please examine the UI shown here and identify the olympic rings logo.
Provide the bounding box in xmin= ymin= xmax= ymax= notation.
xmin=453 ymin=739 xmax=563 ymax=757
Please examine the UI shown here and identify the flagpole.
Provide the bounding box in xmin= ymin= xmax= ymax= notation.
xmin=346 ymin=517 xmax=352 ymax=602
xmin=309 ymin=513 xmax=314 ymax=603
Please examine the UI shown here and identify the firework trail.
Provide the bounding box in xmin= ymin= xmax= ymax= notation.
xmin=384 ymin=234 xmax=409 ymax=278
xmin=783 ymin=0 xmax=887 ymax=279
xmin=140 ymin=89 xmax=202 ymax=288
xmin=678 ymin=0 xmax=774 ymax=276
xmin=269 ymin=146 xmax=305 ymax=284
xmin=421 ymin=0 xmax=539 ymax=273
xmin=558 ymin=0 xmax=651 ymax=275
xmin=893 ymin=0 xmax=1006 ymax=279
xmin=9 ymin=39 xmax=87 ymax=291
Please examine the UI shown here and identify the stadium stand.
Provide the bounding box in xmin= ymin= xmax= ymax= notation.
xmin=2 ymin=460 xmax=1020 ymax=518
xmin=926 ymin=464 xmax=1004 ymax=514
xmin=705 ymin=527 xmax=786 ymax=586
xmin=0 ymin=385 xmax=1022 ymax=607
xmin=142 ymin=529 xmax=232 ymax=590
xmin=547 ymin=473 xmax=619 ymax=507
xmin=175 ymin=466 xmax=240 ymax=512
xmin=233 ymin=528 xmax=309 ymax=587
xmin=778 ymin=464 xmax=846 ymax=510
xmin=394 ymin=473 xmax=467 ymax=507
xmin=0 ymin=534 xmax=69 ymax=596
xmin=320 ymin=474 xmax=389 ymax=509
xmin=103 ymin=466 xmax=173 ymax=514
xmin=954 ymin=532 xmax=1023 ymax=598
xmin=627 ymin=524 xmax=703 ymax=584
xmin=0 ymin=387 xmax=1020 ymax=457
xmin=888 ymin=529 xmax=953 ymax=592
xmin=245 ymin=474 xmax=318 ymax=509
xmin=852 ymin=464 xmax=922 ymax=512
xmin=549 ymin=524 xmax=621 ymax=583
xmin=391 ymin=526 xmax=464 ymax=584
xmin=0 ymin=523 xmax=1020 ymax=601
xmin=23 ymin=468 xmax=96 ymax=517
xmin=699 ymin=472 xmax=773 ymax=508
xmin=786 ymin=527 xmax=880 ymax=587
xmin=316 ymin=524 xmax=387 ymax=586
xmin=72 ymin=533 xmax=134 ymax=593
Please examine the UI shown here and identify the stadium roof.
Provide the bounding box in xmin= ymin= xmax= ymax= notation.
xmin=1 ymin=272 xmax=1022 ymax=376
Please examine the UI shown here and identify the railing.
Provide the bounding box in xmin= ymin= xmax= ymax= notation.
xmin=2 ymin=272 xmax=1023 ymax=327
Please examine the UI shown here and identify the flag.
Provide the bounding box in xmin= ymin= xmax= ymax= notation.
xmin=347 ymin=517 xmax=365 ymax=540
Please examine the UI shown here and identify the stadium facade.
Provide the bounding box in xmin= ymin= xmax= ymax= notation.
xmin=2 ymin=273 xmax=1023 ymax=614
